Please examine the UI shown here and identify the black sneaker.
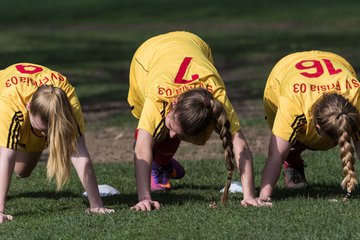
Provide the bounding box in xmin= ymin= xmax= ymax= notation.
xmin=283 ymin=160 xmax=307 ymax=189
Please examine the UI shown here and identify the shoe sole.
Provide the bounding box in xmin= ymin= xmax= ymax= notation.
xmin=284 ymin=182 xmax=308 ymax=189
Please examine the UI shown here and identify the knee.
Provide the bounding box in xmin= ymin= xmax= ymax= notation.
xmin=15 ymin=171 xmax=32 ymax=178
xmin=14 ymin=152 xmax=41 ymax=178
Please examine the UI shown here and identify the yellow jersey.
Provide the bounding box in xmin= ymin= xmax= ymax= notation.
xmin=128 ymin=31 xmax=240 ymax=144
xmin=0 ymin=63 xmax=85 ymax=152
xmin=264 ymin=51 xmax=360 ymax=150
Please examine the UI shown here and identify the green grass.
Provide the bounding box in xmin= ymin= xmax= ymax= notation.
xmin=2 ymin=149 xmax=360 ymax=239
xmin=1 ymin=0 xmax=360 ymax=24
xmin=1 ymin=0 xmax=360 ymax=108
xmin=2 ymin=0 xmax=360 ymax=238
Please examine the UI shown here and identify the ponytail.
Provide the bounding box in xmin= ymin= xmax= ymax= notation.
xmin=30 ymin=85 xmax=79 ymax=190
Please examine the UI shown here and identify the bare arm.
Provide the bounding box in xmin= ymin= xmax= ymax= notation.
xmin=232 ymin=131 xmax=255 ymax=200
xmin=71 ymin=136 xmax=114 ymax=214
xmin=259 ymin=134 xmax=291 ymax=200
xmin=233 ymin=130 xmax=272 ymax=207
xmin=130 ymin=129 xmax=160 ymax=211
xmin=353 ymin=139 xmax=360 ymax=161
xmin=0 ymin=147 xmax=16 ymax=223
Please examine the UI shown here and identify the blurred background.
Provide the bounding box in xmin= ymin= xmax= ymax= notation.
xmin=2 ymin=2 xmax=360 ymax=238
xmin=1 ymin=0 xmax=360 ymax=160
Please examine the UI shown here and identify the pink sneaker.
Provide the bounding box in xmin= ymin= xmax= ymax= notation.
xmin=168 ymin=158 xmax=185 ymax=179
xmin=150 ymin=159 xmax=185 ymax=192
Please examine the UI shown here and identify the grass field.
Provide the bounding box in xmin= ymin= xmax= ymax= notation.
xmin=1 ymin=0 xmax=360 ymax=239
xmin=4 ymin=150 xmax=360 ymax=239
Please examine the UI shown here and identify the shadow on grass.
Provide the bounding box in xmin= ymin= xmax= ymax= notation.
xmin=8 ymin=190 xmax=79 ymax=200
xmin=8 ymin=183 xmax=209 ymax=209
xmin=7 ymin=191 xmax=80 ymax=216
xmin=99 ymin=183 xmax=218 ymax=207
xmin=100 ymin=192 xmax=207 ymax=208
xmin=268 ymin=183 xmax=357 ymax=200
xmin=174 ymin=183 xmax=220 ymax=191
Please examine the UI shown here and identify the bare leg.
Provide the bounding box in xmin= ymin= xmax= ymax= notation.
xmin=14 ymin=151 xmax=42 ymax=178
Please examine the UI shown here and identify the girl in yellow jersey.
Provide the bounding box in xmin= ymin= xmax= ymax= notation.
xmin=128 ymin=31 xmax=270 ymax=211
xmin=0 ymin=63 xmax=113 ymax=223
xmin=259 ymin=51 xmax=360 ymax=203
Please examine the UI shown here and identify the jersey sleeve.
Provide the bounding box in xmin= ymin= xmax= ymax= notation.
xmin=137 ymin=97 xmax=167 ymax=141
xmin=66 ymin=88 xmax=85 ymax=136
xmin=272 ymin=95 xmax=306 ymax=144
xmin=223 ymin=95 xmax=241 ymax=134
xmin=0 ymin=102 xmax=23 ymax=149
xmin=214 ymin=89 xmax=241 ymax=134
xmin=57 ymin=80 xmax=85 ymax=136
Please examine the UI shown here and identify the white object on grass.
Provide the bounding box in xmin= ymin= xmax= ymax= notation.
xmin=82 ymin=184 xmax=120 ymax=197
xmin=220 ymin=181 xmax=243 ymax=193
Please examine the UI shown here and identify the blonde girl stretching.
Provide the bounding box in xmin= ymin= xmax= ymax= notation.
xmin=260 ymin=51 xmax=360 ymax=202
xmin=128 ymin=31 xmax=269 ymax=211
xmin=0 ymin=63 xmax=114 ymax=223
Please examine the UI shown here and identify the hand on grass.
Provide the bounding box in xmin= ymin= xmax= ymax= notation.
xmin=256 ymin=196 xmax=273 ymax=206
xmin=85 ymin=207 xmax=115 ymax=214
xmin=241 ymin=197 xmax=272 ymax=207
xmin=130 ymin=199 xmax=161 ymax=211
xmin=0 ymin=212 xmax=14 ymax=223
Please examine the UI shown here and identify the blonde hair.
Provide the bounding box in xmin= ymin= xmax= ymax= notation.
xmin=313 ymin=93 xmax=360 ymax=194
xmin=174 ymin=88 xmax=234 ymax=204
xmin=30 ymin=85 xmax=79 ymax=190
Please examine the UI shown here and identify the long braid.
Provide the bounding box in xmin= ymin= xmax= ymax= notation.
xmin=337 ymin=115 xmax=357 ymax=193
xmin=313 ymin=93 xmax=360 ymax=196
xmin=210 ymin=99 xmax=234 ymax=204
xmin=175 ymin=88 xmax=235 ymax=205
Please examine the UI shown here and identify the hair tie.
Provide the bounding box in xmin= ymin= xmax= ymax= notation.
xmin=204 ymin=98 xmax=211 ymax=109
xmin=337 ymin=111 xmax=347 ymax=119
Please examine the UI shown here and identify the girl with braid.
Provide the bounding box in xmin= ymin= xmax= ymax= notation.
xmin=259 ymin=51 xmax=360 ymax=203
xmin=0 ymin=63 xmax=113 ymax=224
xmin=128 ymin=31 xmax=268 ymax=211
